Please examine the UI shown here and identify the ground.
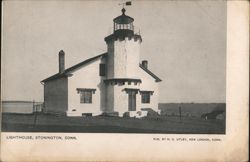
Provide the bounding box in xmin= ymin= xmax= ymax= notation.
xmin=1 ymin=113 xmax=225 ymax=134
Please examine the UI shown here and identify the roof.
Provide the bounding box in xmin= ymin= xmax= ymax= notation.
xmin=139 ymin=64 xmax=162 ymax=82
xmin=41 ymin=52 xmax=162 ymax=83
xmin=113 ymin=8 xmax=134 ymax=24
xmin=114 ymin=15 xmax=134 ymax=24
xmin=41 ymin=53 xmax=107 ymax=83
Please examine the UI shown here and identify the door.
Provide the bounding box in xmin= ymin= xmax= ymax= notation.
xmin=128 ymin=91 xmax=136 ymax=111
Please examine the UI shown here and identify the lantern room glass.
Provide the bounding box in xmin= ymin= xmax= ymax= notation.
xmin=114 ymin=22 xmax=134 ymax=32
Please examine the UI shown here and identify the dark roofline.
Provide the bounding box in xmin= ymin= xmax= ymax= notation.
xmin=41 ymin=53 xmax=107 ymax=83
xmin=139 ymin=64 xmax=162 ymax=82
xmin=113 ymin=15 xmax=134 ymax=23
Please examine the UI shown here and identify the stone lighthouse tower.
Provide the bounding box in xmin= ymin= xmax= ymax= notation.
xmin=105 ymin=8 xmax=142 ymax=78
xmin=104 ymin=8 xmax=143 ymax=116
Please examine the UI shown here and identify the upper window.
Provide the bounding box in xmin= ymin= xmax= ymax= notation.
xmin=140 ymin=91 xmax=153 ymax=104
xmin=99 ymin=64 xmax=106 ymax=76
xmin=77 ymin=88 xmax=96 ymax=104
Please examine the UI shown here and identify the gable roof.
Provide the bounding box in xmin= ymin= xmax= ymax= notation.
xmin=139 ymin=64 xmax=162 ymax=82
xmin=41 ymin=53 xmax=107 ymax=83
xmin=41 ymin=52 xmax=162 ymax=83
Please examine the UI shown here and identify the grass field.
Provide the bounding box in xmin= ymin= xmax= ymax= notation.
xmin=2 ymin=113 xmax=225 ymax=134
xmin=159 ymin=103 xmax=226 ymax=117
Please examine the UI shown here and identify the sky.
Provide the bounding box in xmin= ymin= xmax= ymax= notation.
xmin=1 ymin=0 xmax=226 ymax=103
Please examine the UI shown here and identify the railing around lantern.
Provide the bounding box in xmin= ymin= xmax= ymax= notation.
xmin=107 ymin=25 xmax=141 ymax=36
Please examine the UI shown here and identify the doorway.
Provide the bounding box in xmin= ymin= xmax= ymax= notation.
xmin=128 ymin=91 xmax=136 ymax=111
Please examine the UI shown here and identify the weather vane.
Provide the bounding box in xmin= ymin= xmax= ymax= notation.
xmin=118 ymin=1 xmax=132 ymax=8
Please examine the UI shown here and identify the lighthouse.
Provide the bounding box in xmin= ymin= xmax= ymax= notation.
xmin=105 ymin=8 xmax=142 ymax=79
xmin=104 ymin=8 xmax=153 ymax=116
xmin=42 ymin=7 xmax=161 ymax=117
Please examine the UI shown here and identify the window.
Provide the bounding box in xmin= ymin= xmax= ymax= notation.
xmin=80 ymin=91 xmax=92 ymax=103
xmin=141 ymin=92 xmax=150 ymax=103
xmin=99 ymin=64 xmax=106 ymax=76
xmin=77 ymin=88 xmax=96 ymax=104
xmin=140 ymin=91 xmax=153 ymax=104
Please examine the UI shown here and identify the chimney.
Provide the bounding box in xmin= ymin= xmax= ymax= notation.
xmin=59 ymin=50 xmax=65 ymax=73
xmin=142 ymin=60 xmax=148 ymax=69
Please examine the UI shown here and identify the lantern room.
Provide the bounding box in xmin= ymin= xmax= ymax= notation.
xmin=113 ymin=8 xmax=134 ymax=33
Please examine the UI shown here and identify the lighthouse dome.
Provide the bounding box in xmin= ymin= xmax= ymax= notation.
xmin=113 ymin=8 xmax=134 ymax=24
